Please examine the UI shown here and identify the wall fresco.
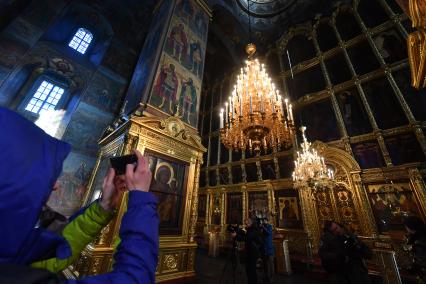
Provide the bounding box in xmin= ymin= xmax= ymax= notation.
xmin=62 ymin=102 xmax=114 ymax=156
xmin=148 ymin=0 xmax=209 ymax=128
xmin=124 ymin=0 xmax=174 ymax=114
xmin=151 ymin=53 xmax=201 ymax=126
xmin=81 ymin=67 xmax=126 ymax=113
xmin=47 ymin=151 xmax=96 ymax=216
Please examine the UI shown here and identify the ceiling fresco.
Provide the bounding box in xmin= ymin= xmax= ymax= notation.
xmin=207 ymin=0 xmax=353 ymax=46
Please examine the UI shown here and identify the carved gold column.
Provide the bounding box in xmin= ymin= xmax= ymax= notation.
xmin=298 ymin=187 xmax=321 ymax=251
xmin=407 ymin=0 xmax=426 ymax=88
xmin=351 ymin=172 xmax=378 ymax=236
xmin=242 ymin=186 xmax=248 ymax=221
xmin=220 ymin=188 xmax=226 ymax=227
xmin=206 ymin=192 xmax=211 ymax=226
xmin=408 ymin=168 xmax=426 ymax=218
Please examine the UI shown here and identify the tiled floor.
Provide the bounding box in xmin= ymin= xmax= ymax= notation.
xmin=194 ymin=249 xmax=325 ymax=284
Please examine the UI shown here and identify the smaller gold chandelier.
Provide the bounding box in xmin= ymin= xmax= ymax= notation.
xmin=292 ymin=126 xmax=334 ymax=190
xmin=219 ymin=44 xmax=294 ymax=155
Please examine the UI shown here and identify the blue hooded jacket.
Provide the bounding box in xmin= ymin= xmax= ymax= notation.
xmin=0 ymin=107 xmax=159 ymax=283
xmin=0 ymin=107 xmax=72 ymax=264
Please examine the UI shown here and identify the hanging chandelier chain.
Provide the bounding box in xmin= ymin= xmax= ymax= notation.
xmin=248 ymin=0 xmax=252 ymax=43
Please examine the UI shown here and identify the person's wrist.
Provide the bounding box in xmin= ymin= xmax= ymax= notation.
xmin=99 ymin=198 xmax=113 ymax=211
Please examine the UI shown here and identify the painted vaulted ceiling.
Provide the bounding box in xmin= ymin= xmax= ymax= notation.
xmin=207 ymin=0 xmax=352 ymax=46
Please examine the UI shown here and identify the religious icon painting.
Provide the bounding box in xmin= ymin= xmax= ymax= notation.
xmin=165 ymin=18 xmax=189 ymax=66
xmin=248 ymin=191 xmax=268 ymax=215
xmin=367 ymin=183 xmax=422 ymax=234
xmin=149 ymin=54 xmax=201 ymax=128
xmin=198 ymin=194 xmax=207 ymax=219
xmin=274 ymin=189 xmax=303 ymax=229
xmin=144 ymin=150 xmax=189 ymax=235
xmin=226 ymin=192 xmax=242 ymax=225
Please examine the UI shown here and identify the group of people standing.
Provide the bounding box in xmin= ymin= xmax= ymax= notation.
xmin=231 ymin=216 xmax=426 ymax=284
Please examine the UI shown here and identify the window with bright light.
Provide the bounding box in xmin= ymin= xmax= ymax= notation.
xmin=68 ymin=28 xmax=93 ymax=54
xmin=25 ymin=80 xmax=65 ymax=114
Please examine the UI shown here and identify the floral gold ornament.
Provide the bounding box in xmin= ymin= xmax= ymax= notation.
xmin=406 ymin=0 xmax=426 ymax=89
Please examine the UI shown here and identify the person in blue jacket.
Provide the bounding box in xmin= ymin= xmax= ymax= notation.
xmin=0 ymin=106 xmax=159 ymax=284
xmin=260 ymin=219 xmax=275 ymax=283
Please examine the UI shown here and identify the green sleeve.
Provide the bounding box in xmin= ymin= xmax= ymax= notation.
xmin=31 ymin=202 xmax=114 ymax=272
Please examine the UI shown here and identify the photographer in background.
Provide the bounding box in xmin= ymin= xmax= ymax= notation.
xmin=319 ymin=220 xmax=372 ymax=284
xmin=232 ymin=218 xmax=262 ymax=284
xmin=225 ymin=224 xmax=243 ymax=282
xmin=404 ymin=216 xmax=426 ymax=283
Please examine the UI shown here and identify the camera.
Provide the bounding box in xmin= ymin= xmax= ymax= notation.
xmin=343 ymin=234 xmax=361 ymax=251
xmin=227 ymin=224 xmax=241 ymax=234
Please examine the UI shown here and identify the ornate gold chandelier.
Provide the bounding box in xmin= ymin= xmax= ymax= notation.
xmin=292 ymin=126 xmax=334 ymax=190
xmin=218 ymin=43 xmax=294 ymax=154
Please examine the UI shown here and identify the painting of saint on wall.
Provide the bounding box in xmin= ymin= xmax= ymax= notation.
xmin=145 ymin=150 xmax=188 ymax=235
xmin=314 ymin=191 xmax=335 ymax=231
xmin=82 ymin=68 xmax=125 ymax=113
xmin=150 ymin=54 xmax=200 ymax=127
xmin=176 ymin=0 xmax=208 ymax=41
xmin=227 ymin=193 xmax=242 ymax=225
xmin=164 ymin=19 xmax=205 ymax=79
xmin=336 ymin=89 xmax=372 ymax=136
xmin=198 ymin=194 xmax=207 ymax=219
xmin=62 ymin=102 xmax=114 ymax=156
xmin=368 ymin=183 xmax=422 ymax=234
xmin=166 ymin=22 xmax=188 ymax=64
xmin=124 ymin=0 xmax=173 ymax=115
xmin=274 ymin=190 xmax=303 ymax=229
xmin=47 ymin=152 xmax=97 ymax=216
xmin=352 ymin=141 xmax=386 ymax=169
xmin=332 ymin=186 xmax=360 ymax=233
xmin=373 ymin=28 xmax=406 ymax=64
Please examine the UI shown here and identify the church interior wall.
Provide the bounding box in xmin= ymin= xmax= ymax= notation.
xmin=0 ymin=0 xmax=156 ymax=216
xmin=197 ymin=0 xmax=426 ymax=280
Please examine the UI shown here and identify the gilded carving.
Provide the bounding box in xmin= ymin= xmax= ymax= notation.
xmin=164 ymin=254 xmax=179 ymax=271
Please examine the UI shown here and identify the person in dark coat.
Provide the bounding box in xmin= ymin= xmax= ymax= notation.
xmin=404 ymin=216 xmax=426 ymax=283
xmin=0 ymin=107 xmax=158 ymax=284
xmin=239 ymin=218 xmax=262 ymax=284
xmin=319 ymin=220 xmax=372 ymax=284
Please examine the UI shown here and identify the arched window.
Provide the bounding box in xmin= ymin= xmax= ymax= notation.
xmin=24 ymin=80 xmax=65 ymax=114
xmin=68 ymin=28 xmax=93 ymax=54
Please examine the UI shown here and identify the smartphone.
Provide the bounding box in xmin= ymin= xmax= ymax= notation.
xmin=110 ymin=154 xmax=137 ymax=175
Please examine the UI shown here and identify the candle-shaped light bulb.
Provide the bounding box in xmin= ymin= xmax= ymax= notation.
xmin=289 ymin=104 xmax=294 ymax=121
xmin=284 ymin=98 xmax=289 ymax=114
xmin=277 ymin=95 xmax=284 ymax=113
xmin=225 ymin=102 xmax=228 ymax=123
xmin=220 ymin=109 xmax=224 ymax=129
xmin=229 ymin=96 xmax=233 ymax=119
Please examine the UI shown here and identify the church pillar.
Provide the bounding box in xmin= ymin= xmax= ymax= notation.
xmin=408 ymin=168 xmax=426 ymax=218
xmin=351 ymin=172 xmax=378 ymax=236
xmin=299 ymin=187 xmax=321 ymax=251
xmin=72 ymin=1 xmax=211 ymax=282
